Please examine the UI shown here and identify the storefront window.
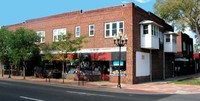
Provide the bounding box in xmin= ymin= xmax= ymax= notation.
xmin=110 ymin=61 xmax=126 ymax=76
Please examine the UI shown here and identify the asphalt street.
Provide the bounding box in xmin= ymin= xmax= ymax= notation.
xmin=0 ymin=79 xmax=200 ymax=101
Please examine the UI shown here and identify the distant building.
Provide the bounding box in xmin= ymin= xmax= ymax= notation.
xmin=193 ymin=53 xmax=200 ymax=73
xmin=175 ymin=32 xmax=194 ymax=76
xmin=2 ymin=2 xmax=178 ymax=84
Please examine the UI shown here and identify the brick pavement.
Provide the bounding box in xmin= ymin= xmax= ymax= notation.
xmin=1 ymin=74 xmax=200 ymax=94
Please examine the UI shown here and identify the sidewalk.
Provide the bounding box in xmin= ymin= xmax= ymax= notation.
xmin=1 ymin=74 xmax=200 ymax=94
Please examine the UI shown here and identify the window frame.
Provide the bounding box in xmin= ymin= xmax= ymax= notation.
xmin=36 ymin=31 xmax=45 ymax=43
xmin=53 ymin=28 xmax=66 ymax=42
xmin=104 ymin=21 xmax=124 ymax=38
xmin=75 ymin=26 xmax=80 ymax=37
xmin=89 ymin=24 xmax=94 ymax=36
xmin=143 ymin=24 xmax=148 ymax=35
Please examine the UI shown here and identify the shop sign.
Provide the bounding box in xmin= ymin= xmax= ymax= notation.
xmin=113 ymin=61 xmax=124 ymax=66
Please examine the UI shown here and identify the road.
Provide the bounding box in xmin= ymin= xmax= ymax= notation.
xmin=0 ymin=79 xmax=200 ymax=101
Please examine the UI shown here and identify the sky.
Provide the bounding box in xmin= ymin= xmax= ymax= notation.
xmin=0 ymin=0 xmax=195 ymax=42
xmin=0 ymin=0 xmax=155 ymax=26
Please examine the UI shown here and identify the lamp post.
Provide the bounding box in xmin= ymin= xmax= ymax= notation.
xmin=114 ymin=31 xmax=128 ymax=88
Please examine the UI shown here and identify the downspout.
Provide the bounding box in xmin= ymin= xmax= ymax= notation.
xmin=150 ymin=49 xmax=152 ymax=81
xmin=163 ymin=49 xmax=165 ymax=80
xmin=163 ymin=33 xmax=165 ymax=80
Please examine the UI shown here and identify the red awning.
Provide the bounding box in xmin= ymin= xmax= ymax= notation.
xmin=91 ymin=52 xmax=111 ymax=61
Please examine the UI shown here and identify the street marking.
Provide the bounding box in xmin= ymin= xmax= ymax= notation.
xmin=66 ymin=91 xmax=114 ymax=98
xmin=20 ymin=96 xmax=44 ymax=101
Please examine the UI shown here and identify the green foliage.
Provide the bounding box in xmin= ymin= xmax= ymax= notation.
xmin=39 ymin=43 xmax=54 ymax=62
xmin=7 ymin=27 xmax=39 ymax=66
xmin=0 ymin=27 xmax=13 ymax=64
xmin=51 ymin=33 xmax=87 ymax=61
xmin=0 ymin=27 xmax=40 ymax=79
xmin=0 ymin=27 xmax=39 ymax=67
xmin=194 ymin=44 xmax=200 ymax=53
xmin=154 ymin=0 xmax=200 ymax=40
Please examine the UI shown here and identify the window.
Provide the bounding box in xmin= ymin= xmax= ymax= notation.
xmin=89 ymin=24 xmax=94 ymax=36
xmin=105 ymin=21 xmax=124 ymax=37
xmin=172 ymin=37 xmax=176 ymax=43
xmin=53 ymin=28 xmax=66 ymax=42
xmin=143 ymin=25 xmax=148 ymax=34
xmin=151 ymin=25 xmax=159 ymax=36
xmin=190 ymin=45 xmax=192 ymax=52
xmin=105 ymin=23 xmax=110 ymax=37
xmin=36 ymin=31 xmax=45 ymax=43
xmin=75 ymin=26 xmax=80 ymax=37
xmin=166 ymin=35 xmax=170 ymax=42
xmin=152 ymin=25 xmax=155 ymax=35
xmin=183 ymin=41 xmax=186 ymax=51
xmin=119 ymin=22 xmax=124 ymax=33
xmin=159 ymin=32 xmax=163 ymax=43
xmin=112 ymin=23 xmax=117 ymax=36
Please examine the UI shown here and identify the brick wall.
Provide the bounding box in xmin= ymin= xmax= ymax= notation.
xmin=7 ymin=3 xmax=135 ymax=84
xmin=7 ymin=4 xmax=133 ymax=49
xmin=132 ymin=5 xmax=173 ymax=83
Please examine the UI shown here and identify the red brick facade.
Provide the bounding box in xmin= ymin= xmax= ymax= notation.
xmin=5 ymin=2 xmax=174 ymax=84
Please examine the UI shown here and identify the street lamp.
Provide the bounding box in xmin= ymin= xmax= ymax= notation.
xmin=113 ymin=31 xmax=128 ymax=88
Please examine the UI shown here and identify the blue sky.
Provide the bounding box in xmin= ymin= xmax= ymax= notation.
xmin=0 ymin=0 xmax=195 ymax=41
xmin=0 ymin=0 xmax=155 ymax=26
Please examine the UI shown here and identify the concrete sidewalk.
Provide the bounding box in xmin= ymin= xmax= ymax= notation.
xmin=1 ymin=74 xmax=200 ymax=94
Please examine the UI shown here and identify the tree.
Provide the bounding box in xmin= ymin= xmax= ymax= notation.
xmin=154 ymin=0 xmax=200 ymax=42
xmin=0 ymin=27 xmax=13 ymax=77
xmin=194 ymin=44 xmax=200 ymax=53
xmin=7 ymin=27 xmax=39 ymax=79
xmin=51 ymin=33 xmax=87 ymax=83
xmin=0 ymin=27 xmax=12 ymax=63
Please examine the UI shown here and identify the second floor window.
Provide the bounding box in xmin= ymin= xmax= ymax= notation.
xmin=105 ymin=21 xmax=124 ymax=37
xmin=172 ymin=37 xmax=176 ymax=43
xmin=166 ymin=35 xmax=170 ymax=42
xmin=151 ymin=25 xmax=159 ymax=36
xmin=89 ymin=24 xmax=94 ymax=36
xmin=36 ymin=31 xmax=45 ymax=43
xmin=53 ymin=28 xmax=66 ymax=42
xmin=143 ymin=25 xmax=148 ymax=34
xmin=75 ymin=26 xmax=80 ymax=37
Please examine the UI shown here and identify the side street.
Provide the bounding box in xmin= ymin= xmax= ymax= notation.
xmin=1 ymin=73 xmax=200 ymax=94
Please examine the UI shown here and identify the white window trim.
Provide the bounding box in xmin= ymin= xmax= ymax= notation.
xmin=53 ymin=28 xmax=66 ymax=42
xmin=75 ymin=26 xmax=80 ymax=37
xmin=36 ymin=31 xmax=45 ymax=43
xmin=104 ymin=21 xmax=124 ymax=38
xmin=89 ymin=24 xmax=94 ymax=36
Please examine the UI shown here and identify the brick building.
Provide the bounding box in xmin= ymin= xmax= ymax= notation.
xmin=1 ymin=2 xmax=177 ymax=84
xmin=175 ymin=32 xmax=194 ymax=76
